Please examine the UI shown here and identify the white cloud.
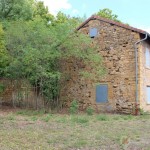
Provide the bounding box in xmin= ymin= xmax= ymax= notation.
xmin=39 ymin=0 xmax=72 ymax=16
xmin=72 ymin=9 xmax=79 ymax=15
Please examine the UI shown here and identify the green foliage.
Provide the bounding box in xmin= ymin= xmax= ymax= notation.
xmin=122 ymin=115 xmax=134 ymax=120
xmin=69 ymin=100 xmax=79 ymax=114
xmin=1 ymin=0 xmax=104 ymax=110
xmin=96 ymin=8 xmax=121 ymax=22
xmin=41 ymin=114 xmax=52 ymax=122
xmin=31 ymin=116 xmax=38 ymax=121
xmin=33 ymin=1 xmax=54 ymax=22
xmin=0 ymin=0 xmax=55 ymax=23
xmin=16 ymin=110 xmax=45 ymax=116
xmin=4 ymin=17 xmax=104 ymax=109
xmin=71 ymin=116 xmax=89 ymax=124
xmin=55 ymin=117 xmax=67 ymax=123
xmin=86 ymin=106 xmax=94 ymax=115
xmin=96 ymin=114 xmax=109 ymax=121
xmin=0 ymin=0 xmax=34 ymax=21
xmin=73 ymin=139 xmax=87 ymax=148
xmin=7 ymin=114 xmax=15 ymax=120
xmin=0 ymin=24 xmax=10 ymax=76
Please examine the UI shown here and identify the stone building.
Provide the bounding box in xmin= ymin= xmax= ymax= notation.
xmin=62 ymin=15 xmax=150 ymax=114
xmin=1 ymin=15 xmax=150 ymax=114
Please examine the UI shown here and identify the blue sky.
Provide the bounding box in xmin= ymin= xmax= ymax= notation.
xmin=41 ymin=0 xmax=150 ymax=33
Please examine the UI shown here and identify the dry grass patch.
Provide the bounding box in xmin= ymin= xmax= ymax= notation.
xmin=0 ymin=109 xmax=150 ymax=149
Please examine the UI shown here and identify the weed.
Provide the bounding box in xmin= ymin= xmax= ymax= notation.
xmin=96 ymin=114 xmax=109 ymax=121
xmin=16 ymin=110 xmax=33 ymax=116
xmin=0 ymin=119 xmax=4 ymax=124
xmin=86 ymin=106 xmax=94 ymax=115
xmin=69 ymin=100 xmax=79 ymax=114
xmin=120 ymin=135 xmax=130 ymax=145
xmin=7 ymin=114 xmax=15 ymax=121
xmin=16 ymin=109 xmax=45 ymax=116
xmin=113 ymin=116 xmax=121 ymax=120
xmin=41 ymin=114 xmax=52 ymax=122
xmin=140 ymin=108 xmax=149 ymax=115
xmin=73 ymin=139 xmax=87 ymax=148
xmin=71 ymin=116 xmax=89 ymax=124
xmin=55 ymin=117 xmax=67 ymax=123
xmin=31 ymin=116 xmax=38 ymax=121
xmin=122 ymin=115 xmax=134 ymax=120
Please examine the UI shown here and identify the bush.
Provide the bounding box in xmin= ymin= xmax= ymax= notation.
xmin=69 ymin=100 xmax=79 ymax=114
xmin=86 ymin=106 xmax=94 ymax=115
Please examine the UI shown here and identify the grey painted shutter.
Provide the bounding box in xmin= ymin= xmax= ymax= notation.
xmin=96 ymin=84 xmax=108 ymax=103
xmin=147 ymin=86 xmax=150 ymax=104
xmin=145 ymin=48 xmax=150 ymax=67
xmin=89 ymin=28 xmax=98 ymax=38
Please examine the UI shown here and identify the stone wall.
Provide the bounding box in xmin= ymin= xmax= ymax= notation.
xmin=61 ymin=19 xmax=141 ymax=113
xmin=139 ymin=39 xmax=150 ymax=111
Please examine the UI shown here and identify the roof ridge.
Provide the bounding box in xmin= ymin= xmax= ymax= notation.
xmin=77 ymin=15 xmax=147 ymax=35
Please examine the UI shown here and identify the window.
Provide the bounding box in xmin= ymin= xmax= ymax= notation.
xmin=96 ymin=84 xmax=108 ymax=103
xmin=89 ymin=28 xmax=98 ymax=38
xmin=146 ymin=86 xmax=150 ymax=104
xmin=145 ymin=48 xmax=150 ymax=68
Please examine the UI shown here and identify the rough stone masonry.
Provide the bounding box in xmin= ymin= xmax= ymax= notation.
xmin=60 ymin=16 xmax=143 ymax=114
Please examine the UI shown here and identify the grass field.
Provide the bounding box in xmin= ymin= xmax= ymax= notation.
xmin=0 ymin=108 xmax=150 ymax=150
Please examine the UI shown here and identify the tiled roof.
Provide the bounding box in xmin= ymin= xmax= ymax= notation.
xmin=77 ymin=15 xmax=149 ymax=36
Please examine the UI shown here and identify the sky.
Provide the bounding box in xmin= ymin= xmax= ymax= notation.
xmin=40 ymin=0 xmax=150 ymax=33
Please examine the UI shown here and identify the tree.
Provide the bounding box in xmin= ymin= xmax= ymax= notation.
xmin=1 ymin=0 xmax=105 ymax=110
xmin=0 ymin=24 xmax=10 ymax=76
xmin=96 ymin=8 xmax=121 ymax=22
xmin=4 ymin=18 xmax=104 ymax=109
xmin=0 ymin=0 xmax=34 ymax=21
xmin=33 ymin=1 xmax=54 ymax=22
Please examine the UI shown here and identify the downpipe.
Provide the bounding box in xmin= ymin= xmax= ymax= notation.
xmin=134 ymin=33 xmax=148 ymax=115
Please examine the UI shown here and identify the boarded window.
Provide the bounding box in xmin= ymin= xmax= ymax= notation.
xmin=146 ymin=86 xmax=150 ymax=104
xmin=89 ymin=28 xmax=98 ymax=38
xmin=96 ymin=84 xmax=108 ymax=103
xmin=145 ymin=48 xmax=150 ymax=68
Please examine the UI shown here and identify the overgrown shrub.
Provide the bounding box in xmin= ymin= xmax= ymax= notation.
xmin=69 ymin=100 xmax=79 ymax=114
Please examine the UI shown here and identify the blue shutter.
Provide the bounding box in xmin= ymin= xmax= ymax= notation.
xmin=96 ymin=84 xmax=108 ymax=103
xmin=147 ymin=86 xmax=150 ymax=104
xmin=89 ymin=28 xmax=98 ymax=38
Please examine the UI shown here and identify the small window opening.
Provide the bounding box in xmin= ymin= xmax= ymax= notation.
xmin=89 ymin=28 xmax=98 ymax=38
xmin=96 ymin=84 xmax=108 ymax=103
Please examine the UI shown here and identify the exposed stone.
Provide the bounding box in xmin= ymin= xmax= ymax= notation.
xmin=60 ymin=18 xmax=141 ymax=114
